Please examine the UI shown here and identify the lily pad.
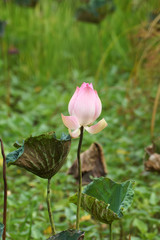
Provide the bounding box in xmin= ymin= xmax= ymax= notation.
xmin=47 ymin=229 xmax=85 ymax=240
xmin=6 ymin=132 xmax=71 ymax=179
xmin=0 ymin=223 xmax=4 ymax=238
xmin=70 ymin=177 xmax=135 ymax=224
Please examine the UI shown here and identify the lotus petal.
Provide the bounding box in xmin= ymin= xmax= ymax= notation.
xmin=85 ymin=118 xmax=108 ymax=134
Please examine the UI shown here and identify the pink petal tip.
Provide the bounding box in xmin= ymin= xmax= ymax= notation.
xmin=85 ymin=118 xmax=108 ymax=134
xmin=61 ymin=114 xmax=80 ymax=130
xmin=69 ymin=128 xmax=80 ymax=138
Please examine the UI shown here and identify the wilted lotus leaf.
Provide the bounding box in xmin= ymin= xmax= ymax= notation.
xmin=144 ymin=137 xmax=160 ymax=173
xmin=47 ymin=229 xmax=85 ymax=240
xmin=6 ymin=132 xmax=71 ymax=179
xmin=0 ymin=223 xmax=4 ymax=238
xmin=68 ymin=142 xmax=107 ymax=185
xmin=70 ymin=177 xmax=134 ymax=224
xmin=76 ymin=0 xmax=115 ymax=24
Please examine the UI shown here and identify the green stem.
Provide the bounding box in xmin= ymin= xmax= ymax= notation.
xmin=76 ymin=126 xmax=84 ymax=230
xmin=109 ymin=223 xmax=112 ymax=240
xmin=0 ymin=139 xmax=7 ymax=240
xmin=47 ymin=178 xmax=56 ymax=235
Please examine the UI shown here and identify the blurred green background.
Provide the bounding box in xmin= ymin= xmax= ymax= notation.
xmin=0 ymin=0 xmax=160 ymax=239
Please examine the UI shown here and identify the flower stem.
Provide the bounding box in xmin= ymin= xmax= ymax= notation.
xmin=109 ymin=223 xmax=112 ymax=240
xmin=47 ymin=178 xmax=56 ymax=235
xmin=0 ymin=139 xmax=7 ymax=240
xmin=76 ymin=126 xmax=84 ymax=230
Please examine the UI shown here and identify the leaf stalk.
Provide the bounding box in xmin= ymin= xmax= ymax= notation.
xmin=0 ymin=139 xmax=7 ymax=240
xmin=76 ymin=126 xmax=84 ymax=230
xmin=109 ymin=223 xmax=113 ymax=240
xmin=47 ymin=178 xmax=56 ymax=235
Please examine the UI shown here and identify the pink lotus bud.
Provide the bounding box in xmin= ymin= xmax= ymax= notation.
xmin=61 ymin=82 xmax=107 ymax=138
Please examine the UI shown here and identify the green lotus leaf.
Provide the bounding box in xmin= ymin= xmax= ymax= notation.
xmin=47 ymin=229 xmax=85 ymax=240
xmin=70 ymin=177 xmax=135 ymax=224
xmin=6 ymin=132 xmax=71 ymax=179
xmin=6 ymin=144 xmax=24 ymax=164
xmin=0 ymin=223 xmax=4 ymax=238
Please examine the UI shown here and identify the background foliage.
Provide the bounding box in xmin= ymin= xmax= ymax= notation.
xmin=0 ymin=0 xmax=160 ymax=239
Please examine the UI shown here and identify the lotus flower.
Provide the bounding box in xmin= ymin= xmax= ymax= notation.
xmin=61 ymin=82 xmax=107 ymax=138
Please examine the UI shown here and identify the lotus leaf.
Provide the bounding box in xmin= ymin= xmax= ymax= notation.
xmin=70 ymin=177 xmax=134 ymax=224
xmin=6 ymin=132 xmax=71 ymax=179
xmin=0 ymin=223 xmax=4 ymax=238
xmin=47 ymin=229 xmax=85 ymax=240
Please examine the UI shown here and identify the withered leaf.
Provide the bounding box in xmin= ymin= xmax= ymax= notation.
xmin=144 ymin=137 xmax=160 ymax=173
xmin=68 ymin=142 xmax=107 ymax=185
xmin=6 ymin=132 xmax=71 ymax=179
